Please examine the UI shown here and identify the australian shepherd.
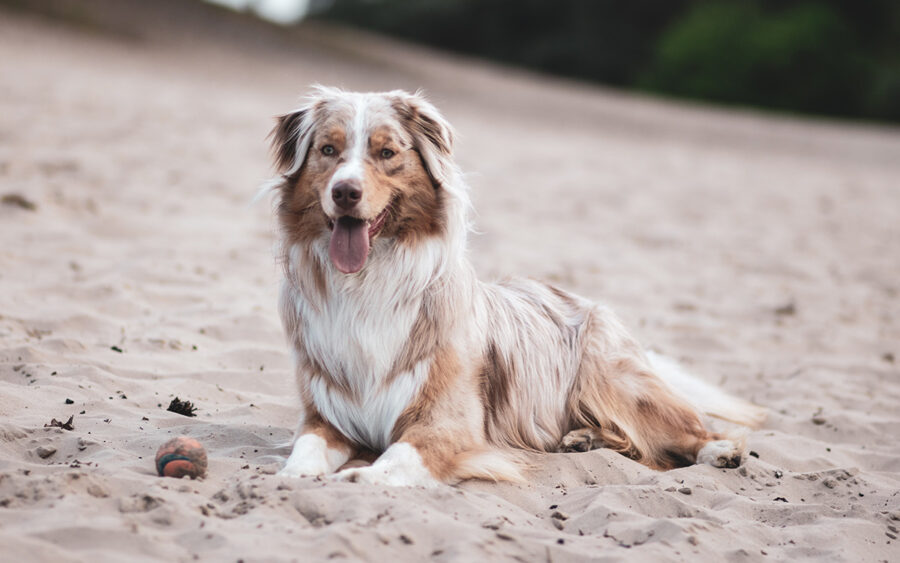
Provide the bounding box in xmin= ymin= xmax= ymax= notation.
xmin=268 ymin=87 xmax=765 ymax=486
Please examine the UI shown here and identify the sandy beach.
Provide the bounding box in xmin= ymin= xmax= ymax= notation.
xmin=1 ymin=2 xmax=899 ymax=561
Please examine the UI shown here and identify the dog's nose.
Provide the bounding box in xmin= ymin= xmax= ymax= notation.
xmin=332 ymin=181 xmax=362 ymax=210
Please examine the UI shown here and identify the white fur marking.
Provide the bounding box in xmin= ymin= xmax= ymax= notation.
xmin=278 ymin=434 xmax=350 ymax=477
xmin=333 ymin=442 xmax=438 ymax=487
xmin=325 ymin=95 xmax=369 ymax=210
xmin=279 ymin=434 xmax=349 ymax=477
xmin=697 ymin=439 xmax=742 ymax=467
xmin=310 ymin=360 xmax=429 ymax=451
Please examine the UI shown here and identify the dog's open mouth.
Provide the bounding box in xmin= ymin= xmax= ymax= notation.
xmin=327 ymin=207 xmax=389 ymax=274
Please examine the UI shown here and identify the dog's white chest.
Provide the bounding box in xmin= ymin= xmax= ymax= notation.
xmin=282 ymin=241 xmax=445 ymax=451
xmin=309 ymin=360 xmax=429 ymax=451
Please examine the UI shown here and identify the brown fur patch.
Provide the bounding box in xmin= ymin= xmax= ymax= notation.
xmin=391 ymin=347 xmax=483 ymax=482
xmin=270 ymin=110 xmax=307 ymax=173
xmin=298 ymin=394 xmax=356 ymax=456
xmin=391 ymin=99 xmax=452 ymax=157
xmin=387 ymin=298 xmax=443 ymax=380
xmin=391 ymin=347 xmax=457 ymax=442
xmin=479 ymin=342 xmax=512 ymax=438
xmin=565 ymin=310 xmax=714 ymax=470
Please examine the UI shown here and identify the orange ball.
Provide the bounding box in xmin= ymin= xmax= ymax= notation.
xmin=155 ymin=436 xmax=207 ymax=479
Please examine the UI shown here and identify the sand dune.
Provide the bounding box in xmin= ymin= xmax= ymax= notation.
xmin=1 ymin=3 xmax=899 ymax=561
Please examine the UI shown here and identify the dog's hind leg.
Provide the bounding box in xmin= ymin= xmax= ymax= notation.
xmin=566 ymin=307 xmax=746 ymax=470
xmin=696 ymin=438 xmax=744 ymax=468
xmin=557 ymin=427 xmax=605 ymax=453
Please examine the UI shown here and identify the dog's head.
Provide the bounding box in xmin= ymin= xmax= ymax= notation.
xmin=270 ymin=87 xmax=459 ymax=274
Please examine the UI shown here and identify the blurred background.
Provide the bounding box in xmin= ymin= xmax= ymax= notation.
xmin=208 ymin=0 xmax=899 ymax=123
xmin=7 ymin=0 xmax=896 ymax=122
xmin=317 ymin=0 xmax=900 ymax=123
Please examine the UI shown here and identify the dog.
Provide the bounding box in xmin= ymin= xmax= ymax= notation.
xmin=268 ymin=86 xmax=765 ymax=486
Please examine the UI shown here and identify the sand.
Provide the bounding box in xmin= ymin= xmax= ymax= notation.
xmin=1 ymin=2 xmax=899 ymax=561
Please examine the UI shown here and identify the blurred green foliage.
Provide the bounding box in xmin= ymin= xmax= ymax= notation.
xmin=318 ymin=0 xmax=900 ymax=122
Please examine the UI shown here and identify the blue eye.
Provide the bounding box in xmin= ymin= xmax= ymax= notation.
xmin=380 ymin=148 xmax=395 ymax=159
xmin=322 ymin=145 xmax=336 ymax=156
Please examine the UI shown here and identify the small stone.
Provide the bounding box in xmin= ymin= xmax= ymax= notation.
xmin=552 ymin=519 xmax=564 ymax=530
xmin=2 ymin=193 xmax=37 ymax=211
xmin=482 ymin=517 xmax=506 ymax=530
xmin=774 ymin=302 xmax=796 ymax=316
xmin=774 ymin=470 xmax=783 ymax=479
xmin=687 ymin=535 xmax=698 ymax=546
xmin=36 ymin=446 xmax=57 ymax=459
xmin=257 ymin=463 xmax=279 ymax=475
xmin=65 ymin=398 xmax=74 ymax=404
xmin=86 ymin=484 xmax=108 ymax=498
xmin=496 ymin=532 xmax=514 ymax=541
xmin=823 ymin=478 xmax=837 ymax=489
xmin=551 ymin=510 xmax=569 ymax=521
xmin=811 ymin=416 xmax=826 ymax=425
xmin=678 ymin=487 xmax=692 ymax=495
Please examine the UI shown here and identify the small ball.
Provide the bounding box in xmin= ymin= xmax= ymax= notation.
xmin=155 ymin=436 xmax=207 ymax=479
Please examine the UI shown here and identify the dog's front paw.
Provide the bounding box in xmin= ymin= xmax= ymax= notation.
xmin=332 ymin=465 xmax=436 ymax=487
xmin=278 ymin=434 xmax=350 ymax=478
xmin=697 ymin=440 xmax=742 ymax=468
xmin=278 ymin=458 xmax=329 ymax=478
xmin=331 ymin=466 xmax=387 ymax=485
xmin=330 ymin=443 xmax=440 ymax=487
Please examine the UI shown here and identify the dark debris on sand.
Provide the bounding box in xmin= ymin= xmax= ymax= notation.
xmin=44 ymin=415 xmax=75 ymax=431
xmin=2 ymin=193 xmax=37 ymax=211
xmin=167 ymin=397 xmax=197 ymax=417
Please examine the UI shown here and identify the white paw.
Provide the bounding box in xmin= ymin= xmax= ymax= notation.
xmin=331 ymin=443 xmax=439 ymax=488
xmin=278 ymin=458 xmax=329 ymax=478
xmin=278 ymin=434 xmax=348 ymax=478
xmin=331 ymin=465 xmax=438 ymax=487
xmin=332 ymin=465 xmax=394 ymax=485
xmin=697 ymin=440 xmax=743 ymax=468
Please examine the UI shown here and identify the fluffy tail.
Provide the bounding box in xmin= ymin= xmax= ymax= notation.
xmin=453 ymin=448 xmax=529 ymax=483
xmin=646 ymin=352 xmax=767 ymax=428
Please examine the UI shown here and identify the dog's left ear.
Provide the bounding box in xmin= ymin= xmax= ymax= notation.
xmin=392 ymin=91 xmax=455 ymax=189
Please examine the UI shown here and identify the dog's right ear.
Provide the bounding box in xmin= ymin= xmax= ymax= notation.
xmin=269 ymin=105 xmax=316 ymax=176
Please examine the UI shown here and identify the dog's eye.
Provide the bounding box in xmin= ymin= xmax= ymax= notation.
xmin=321 ymin=145 xmax=336 ymax=156
xmin=380 ymin=148 xmax=395 ymax=159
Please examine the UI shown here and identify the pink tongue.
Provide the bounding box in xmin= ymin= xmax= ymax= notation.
xmin=329 ymin=217 xmax=370 ymax=274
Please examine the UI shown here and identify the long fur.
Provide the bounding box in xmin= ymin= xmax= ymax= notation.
xmin=269 ymin=87 xmax=766 ymax=484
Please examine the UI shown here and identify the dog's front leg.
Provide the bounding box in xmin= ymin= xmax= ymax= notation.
xmin=279 ymin=410 xmax=355 ymax=478
xmin=332 ymin=350 xmax=485 ymax=487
